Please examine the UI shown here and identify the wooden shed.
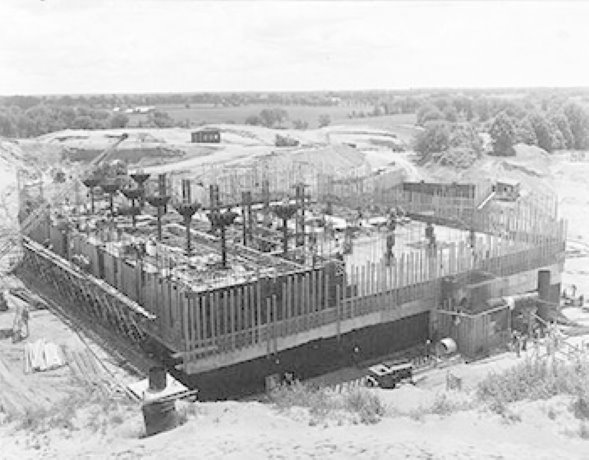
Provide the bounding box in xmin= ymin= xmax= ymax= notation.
xmin=191 ymin=128 xmax=221 ymax=144
xmin=494 ymin=179 xmax=520 ymax=201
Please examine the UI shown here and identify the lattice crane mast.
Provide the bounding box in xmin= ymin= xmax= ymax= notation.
xmin=0 ymin=133 xmax=129 ymax=265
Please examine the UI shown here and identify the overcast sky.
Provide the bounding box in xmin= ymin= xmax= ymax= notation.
xmin=1 ymin=0 xmax=589 ymax=95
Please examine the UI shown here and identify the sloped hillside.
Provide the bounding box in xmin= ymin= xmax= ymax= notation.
xmin=0 ymin=140 xmax=27 ymax=231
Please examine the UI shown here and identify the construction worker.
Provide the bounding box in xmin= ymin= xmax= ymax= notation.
xmin=468 ymin=229 xmax=476 ymax=249
xmin=521 ymin=332 xmax=528 ymax=352
xmin=385 ymin=232 xmax=395 ymax=265
xmin=424 ymin=339 xmax=432 ymax=359
xmin=425 ymin=222 xmax=436 ymax=250
xmin=11 ymin=291 xmax=30 ymax=342
xmin=511 ymin=330 xmax=521 ymax=357
xmin=351 ymin=344 xmax=361 ymax=367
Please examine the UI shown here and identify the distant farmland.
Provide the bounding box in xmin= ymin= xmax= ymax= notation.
xmin=128 ymin=103 xmax=376 ymax=128
xmin=329 ymin=113 xmax=419 ymax=142
xmin=126 ymin=104 xmax=419 ymax=142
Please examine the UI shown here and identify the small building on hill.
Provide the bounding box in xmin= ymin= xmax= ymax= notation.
xmin=191 ymin=128 xmax=221 ymax=143
xmin=494 ymin=179 xmax=520 ymax=201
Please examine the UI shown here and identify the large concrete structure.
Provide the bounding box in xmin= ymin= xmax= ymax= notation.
xmin=17 ymin=169 xmax=566 ymax=399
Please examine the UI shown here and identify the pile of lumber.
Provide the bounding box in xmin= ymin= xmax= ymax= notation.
xmin=23 ymin=339 xmax=67 ymax=374
xmin=63 ymin=348 xmax=122 ymax=396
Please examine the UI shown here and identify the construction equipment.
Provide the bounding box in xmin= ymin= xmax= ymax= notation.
xmin=365 ymin=361 xmax=414 ymax=389
xmin=0 ymin=133 xmax=128 ymax=269
xmin=562 ymin=284 xmax=584 ymax=307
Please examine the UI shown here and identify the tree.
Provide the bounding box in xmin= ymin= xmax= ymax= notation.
xmin=110 ymin=113 xmax=129 ymax=129
xmin=416 ymin=104 xmax=443 ymax=126
xmin=259 ymin=108 xmax=288 ymax=128
xmin=245 ymin=115 xmax=262 ymax=126
xmin=473 ymin=98 xmax=491 ymax=122
xmin=529 ymin=113 xmax=554 ymax=152
xmin=148 ymin=110 xmax=175 ymax=128
xmin=292 ymin=119 xmax=309 ymax=130
xmin=564 ymin=103 xmax=589 ymax=149
xmin=318 ymin=114 xmax=331 ymax=128
xmin=515 ymin=117 xmax=537 ymax=145
xmin=71 ymin=115 xmax=96 ymax=130
xmin=449 ymin=123 xmax=482 ymax=155
xmin=432 ymin=97 xmax=451 ymax=112
xmin=443 ymin=106 xmax=459 ymax=123
xmin=0 ymin=112 xmax=16 ymax=137
xmin=550 ymin=122 xmax=566 ymax=150
xmin=550 ymin=112 xmax=574 ymax=149
xmin=489 ymin=112 xmax=516 ymax=156
xmin=413 ymin=121 xmax=451 ymax=156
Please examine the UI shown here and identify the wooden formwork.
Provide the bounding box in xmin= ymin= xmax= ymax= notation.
xmin=23 ymin=210 xmax=566 ymax=374
xmin=19 ymin=180 xmax=567 ymax=376
xmin=176 ymin=234 xmax=563 ymax=373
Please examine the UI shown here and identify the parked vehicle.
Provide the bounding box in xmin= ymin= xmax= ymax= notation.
xmin=365 ymin=361 xmax=414 ymax=389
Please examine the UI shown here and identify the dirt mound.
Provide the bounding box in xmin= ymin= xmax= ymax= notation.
xmin=0 ymin=140 xmax=28 ymax=230
xmin=421 ymin=147 xmax=480 ymax=170
xmin=258 ymin=144 xmax=368 ymax=175
xmin=500 ymin=160 xmax=544 ymax=178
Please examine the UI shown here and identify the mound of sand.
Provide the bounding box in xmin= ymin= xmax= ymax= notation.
xmin=257 ymin=144 xmax=369 ymax=175
xmin=0 ymin=140 xmax=27 ymax=230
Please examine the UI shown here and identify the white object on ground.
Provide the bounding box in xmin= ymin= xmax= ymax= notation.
xmin=127 ymin=373 xmax=190 ymax=402
xmin=23 ymin=339 xmax=67 ymax=373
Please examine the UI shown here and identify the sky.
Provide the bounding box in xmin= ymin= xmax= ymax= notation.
xmin=1 ymin=0 xmax=589 ymax=95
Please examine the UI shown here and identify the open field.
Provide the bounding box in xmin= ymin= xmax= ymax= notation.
xmin=127 ymin=103 xmax=403 ymax=129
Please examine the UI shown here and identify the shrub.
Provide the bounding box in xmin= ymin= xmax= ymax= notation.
xmin=572 ymin=395 xmax=589 ymax=420
xmin=477 ymin=355 xmax=589 ymax=414
xmin=343 ymin=389 xmax=386 ymax=424
xmin=268 ymin=381 xmax=386 ymax=425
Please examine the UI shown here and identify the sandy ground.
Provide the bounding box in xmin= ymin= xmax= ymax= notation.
xmin=2 ymin=132 xmax=589 ymax=458
xmin=2 ymin=341 xmax=589 ymax=459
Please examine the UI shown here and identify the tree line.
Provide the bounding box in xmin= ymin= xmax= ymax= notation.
xmin=0 ymin=103 xmax=187 ymax=138
xmin=413 ymin=94 xmax=589 ymax=160
xmin=244 ymin=108 xmax=332 ymax=129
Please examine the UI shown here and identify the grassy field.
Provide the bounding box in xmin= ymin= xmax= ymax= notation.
xmin=330 ymin=113 xmax=419 ymax=142
xmin=126 ymin=104 xmax=419 ymax=142
xmin=129 ymin=103 xmax=384 ymax=129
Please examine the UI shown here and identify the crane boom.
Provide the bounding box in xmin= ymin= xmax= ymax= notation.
xmin=0 ymin=133 xmax=128 ymax=266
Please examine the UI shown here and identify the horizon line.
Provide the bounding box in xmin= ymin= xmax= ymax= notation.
xmin=3 ymin=86 xmax=589 ymax=98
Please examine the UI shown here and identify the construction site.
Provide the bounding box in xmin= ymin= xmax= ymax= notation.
xmin=4 ymin=130 xmax=567 ymax=400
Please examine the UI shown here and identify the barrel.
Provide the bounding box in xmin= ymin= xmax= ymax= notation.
xmin=537 ymin=270 xmax=553 ymax=321
xmin=148 ymin=366 xmax=167 ymax=392
xmin=142 ymin=400 xmax=177 ymax=436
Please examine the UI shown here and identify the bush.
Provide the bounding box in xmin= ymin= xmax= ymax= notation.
xmin=343 ymin=389 xmax=386 ymax=424
xmin=572 ymin=395 xmax=589 ymax=420
xmin=318 ymin=114 xmax=331 ymax=128
xmin=275 ymin=134 xmax=299 ymax=147
xmin=477 ymin=355 xmax=589 ymax=413
xmin=268 ymin=381 xmax=386 ymax=425
xmin=245 ymin=115 xmax=263 ymax=126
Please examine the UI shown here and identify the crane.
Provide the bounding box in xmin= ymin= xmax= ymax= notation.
xmin=0 ymin=133 xmax=129 ymax=269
